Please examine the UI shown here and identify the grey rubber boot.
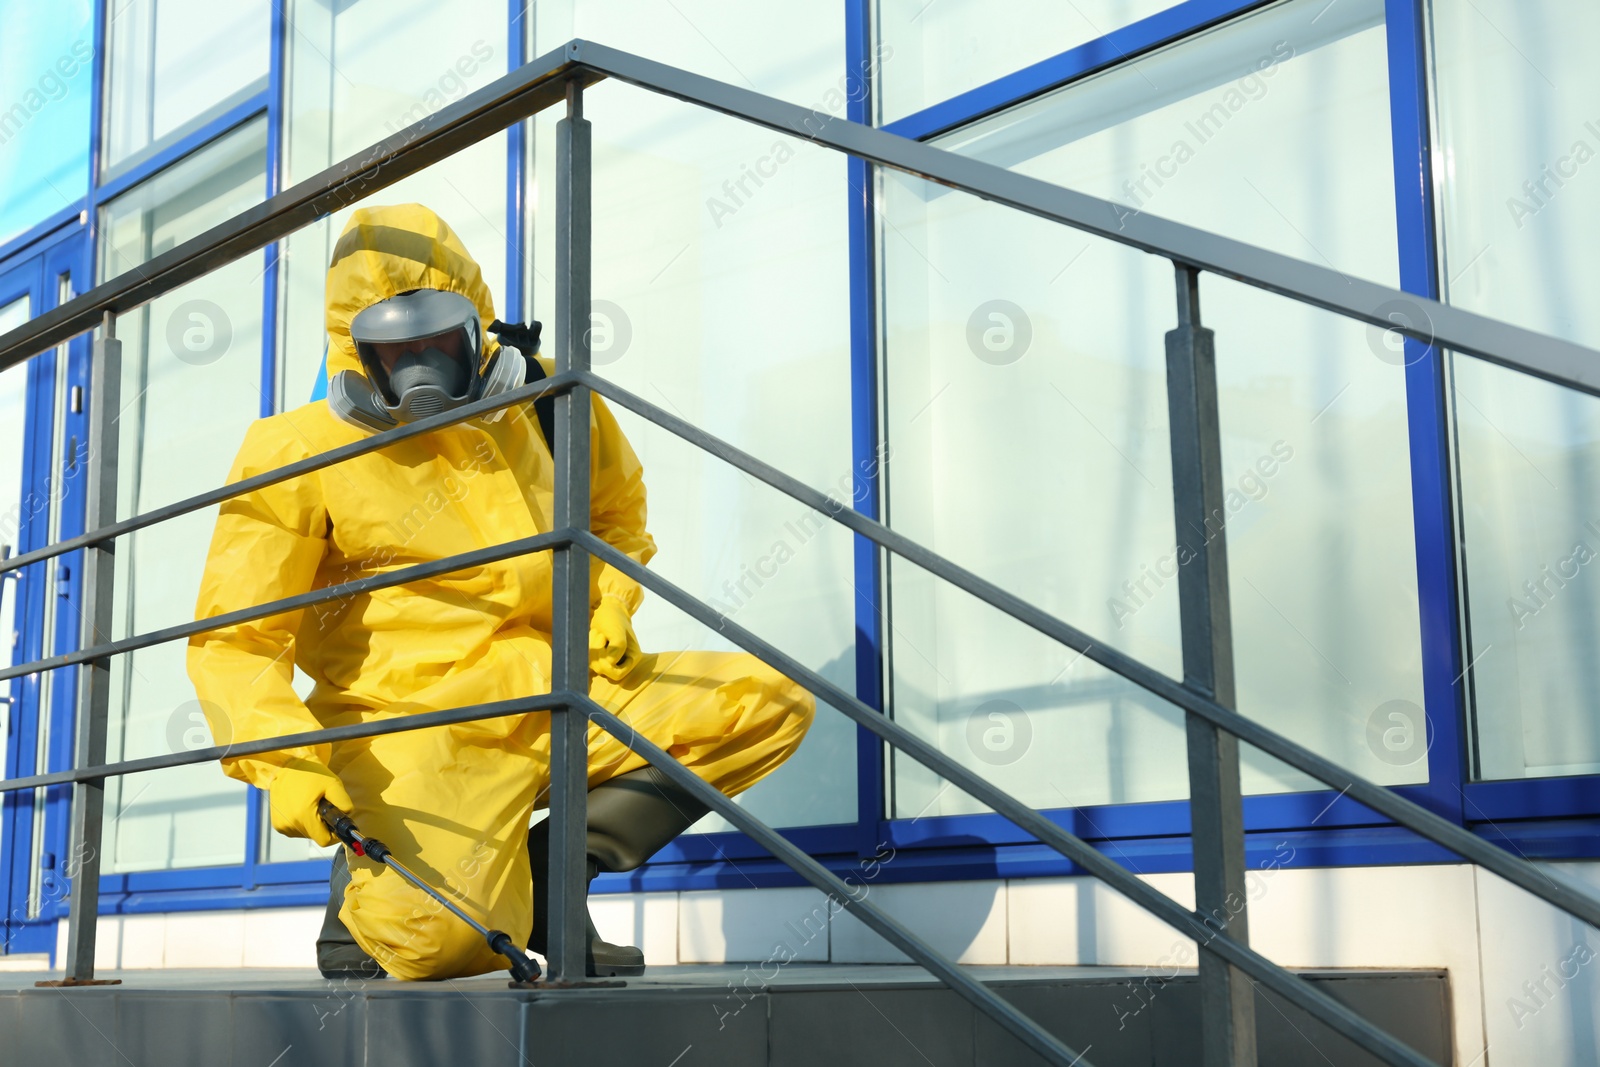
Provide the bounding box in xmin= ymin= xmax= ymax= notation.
xmin=528 ymin=765 xmax=712 ymax=977
xmin=317 ymin=848 xmax=387 ymax=980
xmin=585 ymin=765 xmax=712 ymax=875
xmin=525 ymin=838 xmax=638 ymax=977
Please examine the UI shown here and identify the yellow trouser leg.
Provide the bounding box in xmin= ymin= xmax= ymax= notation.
xmin=576 ymin=648 xmax=816 ymax=797
xmin=332 ymin=648 xmax=813 ymax=980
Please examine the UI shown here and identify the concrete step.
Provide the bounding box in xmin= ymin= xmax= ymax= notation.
xmin=0 ymin=964 xmax=1452 ymax=1066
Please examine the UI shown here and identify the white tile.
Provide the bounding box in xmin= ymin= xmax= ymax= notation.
xmin=163 ymin=911 xmax=245 ymax=969
xmin=589 ymin=892 xmax=679 ymax=967
xmin=52 ymin=918 xmax=115 ymax=971
xmin=241 ymin=907 xmax=322 ymax=968
xmin=50 ymin=915 xmax=171 ymax=971
xmin=0 ymin=954 xmax=51 ymax=972
xmin=1247 ymin=864 xmax=1483 ymax=1066
xmin=1247 ymin=864 xmax=1475 ymax=967
xmin=1007 ymin=872 xmax=1196 ymax=967
xmin=677 ymin=887 xmax=831 ymax=964
xmin=91 ymin=916 xmax=123 ymax=971
xmin=1009 ymin=864 xmax=1488 ymax=1065
xmin=51 ymin=918 xmax=97 ymax=971
xmin=832 ymin=880 xmax=1008 ymax=964
xmin=117 ymin=914 xmax=168 ymax=969
xmin=1475 ymin=860 xmax=1600 ymax=1067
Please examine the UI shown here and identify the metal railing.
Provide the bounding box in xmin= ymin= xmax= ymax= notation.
xmin=0 ymin=38 xmax=1597 ymax=1067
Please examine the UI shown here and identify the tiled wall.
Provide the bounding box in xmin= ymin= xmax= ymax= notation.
xmin=54 ymin=907 xmax=324 ymax=971
xmin=37 ymin=860 xmax=1600 ymax=1066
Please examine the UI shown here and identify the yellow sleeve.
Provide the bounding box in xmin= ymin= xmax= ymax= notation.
xmin=589 ymin=393 xmax=656 ymax=614
xmin=186 ymin=416 xmax=330 ymax=792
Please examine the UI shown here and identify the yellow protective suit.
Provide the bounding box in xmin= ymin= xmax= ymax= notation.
xmin=187 ymin=203 xmax=814 ymax=980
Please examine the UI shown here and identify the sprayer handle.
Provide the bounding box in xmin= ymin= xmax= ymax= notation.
xmin=489 ymin=318 xmax=543 ymax=357
xmin=319 ymin=800 xmax=391 ymax=862
xmin=318 ymin=798 xmax=358 ymax=844
xmin=318 ymin=797 xmax=386 ymax=861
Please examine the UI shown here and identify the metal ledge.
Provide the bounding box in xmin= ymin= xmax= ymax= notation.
xmin=0 ymin=965 xmax=1454 ymax=1067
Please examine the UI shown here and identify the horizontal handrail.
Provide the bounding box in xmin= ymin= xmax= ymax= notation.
xmin=0 ymin=518 xmax=1437 ymax=1065
xmin=0 ymin=362 xmax=1576 ymax=1056
xmin=0 ymin=50 xmax=596 ymax=373
xmin=581 ymin=40 xmax=1600 ymax=396
xmin=0 ymin=360 xmax=1557 ymax=1061
xmin=2 ymin=41 xmax=1595 ymax=399
xmin=0 ymin=529 xmax=571 ymax=684
xmin=579 ymin=371 xmax=1600 ymax=934
xmin=585 ymin=697 xmax=1095 ymax=1067
xmin=0 ymin=692 xmax=568 ymax=793
xmin=0 ymin=369 xmax=578 ymax=577
xmin=575 ymin=533 xmax=1434 ymax=1066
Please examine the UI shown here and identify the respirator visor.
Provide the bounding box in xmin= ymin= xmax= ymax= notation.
xmin=349 ymin=289 xmax=483 ymax=422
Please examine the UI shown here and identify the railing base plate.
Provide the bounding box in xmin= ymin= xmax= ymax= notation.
xmin=508 ymin=977 xmax=625 ymax=990
xmin=34 ymin=977 xmax=122 ymax=987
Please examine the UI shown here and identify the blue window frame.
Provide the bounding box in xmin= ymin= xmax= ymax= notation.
xmin=0 ymin=223 xmax=92 ymax=954
xmin=0 ymin=0 xmax=1595 ymax=948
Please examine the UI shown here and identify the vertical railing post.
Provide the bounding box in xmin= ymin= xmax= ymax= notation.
xmin=546 ymin=77 xmax=593 ymax=983
xmin=1164 ymin=263 xmax=1256 ymax=1065
xmin=63 ymin=311 xmax=120 ymax=983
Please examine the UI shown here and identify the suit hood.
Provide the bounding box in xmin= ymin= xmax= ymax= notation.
xmin=324 ymin=203 xmax=500 ymax=379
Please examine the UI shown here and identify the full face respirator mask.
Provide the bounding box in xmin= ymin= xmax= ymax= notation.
xmin=328 ymin=288 xmax=525 ymax=432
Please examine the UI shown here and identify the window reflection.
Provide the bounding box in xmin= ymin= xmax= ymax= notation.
xmin=98 ymin=117 xmax=268 ymax=872
xmin=884 ymin=0 xmax=1424 ymax=819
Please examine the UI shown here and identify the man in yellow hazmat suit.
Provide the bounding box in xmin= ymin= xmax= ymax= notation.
xmin=186 ymin=203 xmax=814 ymax=981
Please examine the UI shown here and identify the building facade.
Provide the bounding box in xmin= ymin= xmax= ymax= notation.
xmin=0 ymin=1 xmax=1597 ymax=1062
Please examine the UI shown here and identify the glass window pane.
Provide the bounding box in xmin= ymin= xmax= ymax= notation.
xmin=1431 ymin=0 xmax=1600 ymax=780
xmin=937 ymin=0 xmax=1395 ymax=282
xmin=526 ymin=5 xmax=858 ymax=831
xmin=97 ymin=117 xmax=268 ymax=872
xmin=0 ymin=5 xmax=95 ymax=242
xmin=0 ymin=295 xmax=25 ymax=863
xmin=276 ymin=0 xmax=509 ymax=412
xmin=538 ymin=2 xmax=845 ymax=106
xmin=876 ymin=0 xmax=1175 ymax=125
xmin=26 ymin=277 xmax=77 ymax=916
xmin=102 ymin=0 xmax=270 ymax=178
xmin=0 ymin=294 xmax=28 ymax=668
xmin=885 ymin=0 xmax=1423 ymax=819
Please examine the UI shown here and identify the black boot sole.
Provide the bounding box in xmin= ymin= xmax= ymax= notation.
xmin=319 ymin=966 xmax=389 ymax=981
xmin=589 ymin=957 xmax=646 ymax=978
xmin=317 ymin=951 xmax=388 ymax=981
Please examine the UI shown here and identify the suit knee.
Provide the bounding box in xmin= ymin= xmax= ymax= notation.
xmin=739 ymin=656 xmax=813 ymax=718
xmin=761 ymin=661 xmax=815 ymax=737
xmin=349 ymin=895 xmax=494 ymax=981
xmin=789 ymin=684 xmax=816 ymax=727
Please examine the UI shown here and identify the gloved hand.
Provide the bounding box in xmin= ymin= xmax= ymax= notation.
xmin=268 ymin=761 xmax=355 ymax=848
xmin=589 ymin=595 xmax=642 ymax=682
